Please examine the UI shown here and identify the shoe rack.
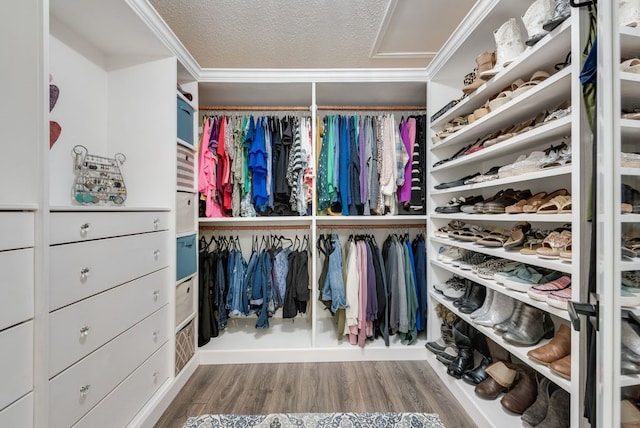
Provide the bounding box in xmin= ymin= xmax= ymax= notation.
xmin=425 ymin=1 xmax=589 ymax=427
xmin=598 ymin=1 xmax=640 ymax=426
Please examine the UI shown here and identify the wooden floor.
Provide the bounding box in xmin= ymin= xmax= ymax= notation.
xmin=155 ymin=361 xmax=476 ymax=428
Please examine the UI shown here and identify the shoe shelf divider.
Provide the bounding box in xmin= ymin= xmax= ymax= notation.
xmin=621 ymin=119 xmax=640 ymax=140
xmin=430 ymin=259 xmax=571 ymax=322
xmin=621 ymin=168 xmax=640 ymax=177
xmin=430 ymin=18 xmax=572 ymax=131
xmin=621 ymin=214 xmax=640 ymax=224
xmin=429 ymin=290 xmax=572 ymax=393
xmin=425 ymin=1 xmax=586 ymax=425
xmin=620 ymin=375 xmax=640 ymax=388
xmin=622 ymin=259 xmax=640 ymax=272
xmin=430 ymin=115 xmax=572 ymax=173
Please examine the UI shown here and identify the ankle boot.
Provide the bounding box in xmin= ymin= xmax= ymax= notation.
xmin=475 ymin=361 xmax=517 ymax=399
xmin=522 ymin=0 xmax=554 ymax=46
xmin=501 ymin=364 xmax=537 ymax=414
xmin=527 ymin=323 xmax=571 ymax=365
xmin=621 ymin=399 xmax=640 ymax=428
xmin=462 ymin=333 xmax=492 ymax=385
xmin=538 ymin=388 xmax=570 ymax=426
xmin=521 ymin=376 xmax=559 ymax=426
xmin=503 ymin=305 xmax=555 ymax=346
xmin=453 ymin=279 xmax=473 ymax=307
xmin=487 ymin=336 xmax=511 ymax=363
xmin=474 ymin=292 xmax=515 ymax=327
xmin=447 ymin=319 xmax=476 ymax=378
xmin=542 ymin=0 xmax=571 ymax=32
xmin=426 ymin=322 xmax=454 ymax=354
xmin=480 ymin=18 xmax=526 ymax=80
xmin=470 ymin=288 xmax=494 ymax=319
xmin=459 ymin=283 xmax=486 ymax=314
xmin=462 ymin=51 xmax=496 ymax=94
xmin=493 ymin=300 xmax=524 ymax=334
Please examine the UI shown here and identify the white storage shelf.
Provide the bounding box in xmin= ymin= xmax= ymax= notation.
xmin=430 ymin=292 xmax=571 ymax=393
xmin=622 ymin=119 xmax=640 ymax=140
xmin=621 ymin=25 xmax=640 ymax=59
xmin=430 ymin=212 xmax=573 ymax=223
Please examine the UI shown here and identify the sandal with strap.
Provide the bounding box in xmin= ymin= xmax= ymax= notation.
xmin=537 ymin=194 xmax=572 ymax=214
xmin=512 ymin=71 xmax=551 ymax=98
xmin=503 ymin=221 xmax=532 ymax=250
xmin=476 ymin=227 xmax=511 ymax=247
xmin=523 ymin=189 xmax=569 ymax=213
xmin=537 ymin=230 xmax=572 ymax=259
xmin=506 ymin=191 xmax=547 ymax=214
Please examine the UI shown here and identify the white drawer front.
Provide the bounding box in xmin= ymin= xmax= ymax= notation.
xmin=50 ymin=231 xmax=169 ymax=310
xmin=49 ymin=305 xmax=169 ymax=428
xmin=49 ymin=268 xmax=170 ymax=377
xmin=73 ymin=344 xmax=170 ymax=428
xmin=176 ymin=192 xmax=196 ymax=234
xmin=0 ymin=248 xmax=33 ymax=330
xmin=0 ymin=393 xmax=33 ymax=428
xmin=0 ymin=322 xmax=33 ymax=411
xmin=0 ymin=212 xmax=34 ymax=251
xmin=50 ymin=211 xmax=170 ymax=245
xmin=176 ymin=276 xmax=196 ymax=326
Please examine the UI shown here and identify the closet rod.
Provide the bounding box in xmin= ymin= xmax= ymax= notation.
xmin=200 ymin=224 xmax=311 ymax=231
xmin=317 ymin=105 xmax=425 ymax=111
xmin=199 ymin=105 xmax=310 ymax=111
xmin=316 ymin=223 xmax=426 ymax=230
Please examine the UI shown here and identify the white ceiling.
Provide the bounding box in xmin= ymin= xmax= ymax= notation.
xmin=148 ymin=0 xmax=477 ymax=69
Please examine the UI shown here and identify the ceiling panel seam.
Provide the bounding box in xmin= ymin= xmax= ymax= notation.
xmin=369 ymin=0 xmax=399 ymax=59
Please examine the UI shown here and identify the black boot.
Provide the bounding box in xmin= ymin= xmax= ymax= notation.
xmin=462 ymin=334 xmax=492 ymax=385
xmin=447 ymin=319 xmax=476 ymax=378
xmin=459 ymin=283 xmax=486 ymax=314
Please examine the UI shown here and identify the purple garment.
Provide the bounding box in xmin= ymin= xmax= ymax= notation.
xmin=358 ymin=117 xmax=368 ymax=205
xmin=398 ymin=119 xmax=414 ymax=203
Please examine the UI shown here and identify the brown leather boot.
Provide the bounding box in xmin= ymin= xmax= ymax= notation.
xmin=462 ymin=52 xmax=496 ymax=94
xmin=500 ymin=364 xmax=537 ymax=414
xmin=527 ymin=323 xmax=571 ymax=365
xmin=475 ymin=361 xmax=517 ymax=400
xmin=549 ymin=355 xmax=571 ymax=379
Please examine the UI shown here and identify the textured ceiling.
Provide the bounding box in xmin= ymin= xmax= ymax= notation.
xmin=148 ymin=0 xmax=476 ymax=69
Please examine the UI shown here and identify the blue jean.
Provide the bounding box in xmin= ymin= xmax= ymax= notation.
xmin=256 ymin=251 xmax=273 ymax=329
xmin=322 ymin=234 xmax=348 ymax=312
xmin=227 ymin=250 xmax=248 ymax=317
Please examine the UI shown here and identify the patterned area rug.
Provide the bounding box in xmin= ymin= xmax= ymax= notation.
xmin=183 ymin=412 xmax=445 ymax=428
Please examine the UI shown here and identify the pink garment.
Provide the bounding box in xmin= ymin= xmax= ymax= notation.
xmin=198 ymin=118 xmax=217 ymax=217
xmin=398 ymin=118 xmax=415 ymax=203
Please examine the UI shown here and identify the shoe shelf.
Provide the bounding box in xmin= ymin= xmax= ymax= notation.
xmin=315 ymin=215 xmax=427 ymax=226
xmin=622 ymin=167 xmax=640 ymax=177
xmin=621 ymin=119 xmax=640 ymax=140
xmin=430 ymin=212 xmax=573 ymax=223
xmin=621 ymin=73 xmax=640 ymax=112
xmin=621 ymin=375 xmax=640 ymax=388
xmin=430 ymin=115 xmax=572 ymax=173
xmin=424 ymin=352 xmax=523 ymax=428
xmin=430 ymin=236 xmax=573 ymax=274
xmin=621 ymin=214 xmax=640 ymax=224
xmin=430 ymin=259 xmax=571 ymax=322
xmin=430 ymin=165 xmax=571 ymax=196
xmin=430 ymin=290 xmax=572 ymax=393
xmin=431 ymin=67 xmax=571 ymax=153
xmin=430 ymin=19 xmax=572 ymax=130
xmin=621 ymin=25 xmax=640 ymax=59
xmin=622 ymin=259 xmax=640 ymax=272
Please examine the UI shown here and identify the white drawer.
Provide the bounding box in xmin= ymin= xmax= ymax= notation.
xmin=0 ymin=321 xmax=33 ymax=411
xmin=73 ymin=344 xmax=170 ymax=428
xmin=176 ymin=192 xmax=196 ymax=234
xmin=176 ymin=276 xmax=196 ymax=326
xmin=49 ymin=268 xmax=170 ymax=377
xmin=0 ymin=248 xmax=33 ymax=330
xmin=0 ymin=212 xmax=34 ymax=251
xmin=49 ymin=305 xmax=169 ymax=428
xmin=50 ymin=211 xmax=170 ymax=245
xmin=0 ymin=393 xmax=33 ymax=428
xmin=50 ymin=231 xmax=169 ymax=310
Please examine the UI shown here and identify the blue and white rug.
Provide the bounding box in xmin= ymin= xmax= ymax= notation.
xmin=183 ymin=412 xmax=445 ymax=428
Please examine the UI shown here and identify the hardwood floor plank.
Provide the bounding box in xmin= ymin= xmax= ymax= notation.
xmin=155 ymin=361 xmax=476 ymax=428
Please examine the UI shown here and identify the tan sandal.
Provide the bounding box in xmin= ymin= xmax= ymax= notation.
xmin=523 ymin=189 xmax=569 ymax=213
xmin=511 ymin=70 xmax=551 ymax=97
xmin=506 ymin=191 xmax=547 ymax=214
xmin=536 ymin=230 xmax=572 ymax=259
xmin=537 ymin=194 xmax=572 ymax=214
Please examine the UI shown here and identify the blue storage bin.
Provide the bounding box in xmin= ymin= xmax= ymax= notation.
xmin=177 ymin=97 xmax=194 ymax=145
xmin=176 ymin=234 xmax=197 ymax=281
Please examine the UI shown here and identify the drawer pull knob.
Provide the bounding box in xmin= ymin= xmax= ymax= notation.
xmin=153 ymin=330 xmax=160 ymax=340
xmin=154 ymin=250 xmax=160 ymax=259
xmin=153 ymin=290 xmax=160 ymax=301
xmin=80 ymin=223 xmax=91 ymax=234
xmin=80 ymin=326 xmax=91 ymax=337
xmin=80 ymin=385 xmax=90 ymax=397
xmin=80 ymin=268 xmax=90 ymax=280
xmin=153 ymin=371 xmax=159 ymax=378
xmin=153 ymin=218 xmax=160 ymax=229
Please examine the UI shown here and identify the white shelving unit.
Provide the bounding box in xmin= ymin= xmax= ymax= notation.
xmin=425 ymin=1 xmax=588 ymax=426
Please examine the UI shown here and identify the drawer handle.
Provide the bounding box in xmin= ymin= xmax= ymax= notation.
xmin=80 ymin=223 xmax=91 ymax=234
xmin=153 ymin=330 xmax=160 ymax=341
xmin=153 ymin=371 xmax=159 ymax=379
xmin=80 ymin=384 xmax=91 ymax=397
xmin=153 ymin=290 xmax=160 ymax=301
xmin=80 ymin=268 xmax=90 ymax=280
xmin=79 ymin=326 xmax=91 ymax=337
xmin=153 ymin=218 xmax=160 ymax=229
xmin=154 ymin=250 xmax=160 ymax=260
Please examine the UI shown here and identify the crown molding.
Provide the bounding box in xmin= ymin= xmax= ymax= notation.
xmin=371 ymin=52 xmax=437 ymax=59
xmin=126 ymin=0 xmax=200 ymax=79
xmin=198 ymin=68 xmax=428 ymax=83
xmin=425 ymin=0 xmax=500 ymax=79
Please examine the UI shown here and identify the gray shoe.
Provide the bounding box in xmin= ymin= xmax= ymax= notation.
xmin=474 ymin=292 xmax=515 ymax=327
xmin=542 ymin=0 xmax=570 ymax=32
xmin=493 ymin=300 xmax=525 ymax=333
xmin=470 ymin=288 xmax=494 ymax=319
xmin=502 ymin=305 xmax=554 ymax=346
